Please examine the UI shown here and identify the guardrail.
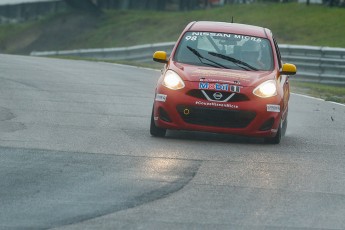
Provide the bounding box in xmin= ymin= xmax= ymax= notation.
xmin=30 ymin=42 xmax=175 ymax=62
xmin=280 ymin=45 xmax=345 ymax=85
xmin=30 ymin=43 xmax=345 ymax=85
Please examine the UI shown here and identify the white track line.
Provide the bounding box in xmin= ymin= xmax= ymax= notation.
xmin=292 ymin=93 xmax=345 ymax=107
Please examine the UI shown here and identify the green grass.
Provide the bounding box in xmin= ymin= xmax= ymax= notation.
xmin=2 ymin=3 xmax=345 ymax=53
xmin=290 ymin=81 xmax=345 ymax=104
xmin=0 ymin=21 xmax=36 ymax=52
xmin=79 ymin=3 xmax=345 ymax=48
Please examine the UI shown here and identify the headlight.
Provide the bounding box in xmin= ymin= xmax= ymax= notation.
xmin=162 ymin=70 xmax=185 ymax=90
xmin=253 ymin=80 xmax=277 ymax=98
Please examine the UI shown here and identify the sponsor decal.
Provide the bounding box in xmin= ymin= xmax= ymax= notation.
xmin=192 ymin=69 xmax=250 ymax=82
xmin=155 ymin=94 xmax=167 ymax=102
xmin=195 ymin=101 xmax=239 ymax=109
xmin=267 ymin=104 xmax=280 ymax=112
xmin=190 ymin=32 xmax=262 ymax=43
xmin=185 ymin=36 xmax=197 ymax=41
xmin=213 ymin=92 xmax=223 ymax=100
xmin=233 ymin=80 xmax=241 ymax=85
xmin=198 ymin=82 xmax=240 ymax=93
xmin=200 ymin=78 xmax=241 ymax=85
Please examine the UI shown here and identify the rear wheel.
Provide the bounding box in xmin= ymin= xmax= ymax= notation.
xmin=264 ymin=119 xmax=282 ymax=144
xmin=150 ymin=107 xmax=166 ymax=137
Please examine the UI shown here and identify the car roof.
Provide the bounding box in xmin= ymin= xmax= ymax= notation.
xmin=186 ymin=21 xmax=271 ymax=39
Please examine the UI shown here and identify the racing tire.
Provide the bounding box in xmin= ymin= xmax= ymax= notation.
xmin=281 ymin=116 xmax=287 ymax=137
xmin=264 ymin=120 xmax=282 ymax=144
xmin=150 ymin=107 xmax=166 ymax=137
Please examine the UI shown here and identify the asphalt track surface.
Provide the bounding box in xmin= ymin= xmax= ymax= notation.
xmin=1 ymin=54 xmax=345 ymax=230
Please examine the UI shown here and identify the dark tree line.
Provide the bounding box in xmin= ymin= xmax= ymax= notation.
xmin=63 ymin=0 xmax=218 ymax=12
xmin=63 ymin=0 xmax=169 ymax=12
xmin=63 ymin=0 xmax=100 ymax=14
xmin=63 ymin=0 xmax=344 ymax=12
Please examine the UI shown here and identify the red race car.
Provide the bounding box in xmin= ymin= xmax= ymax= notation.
xmin=150 ymin=21 xmax=296 ymax=144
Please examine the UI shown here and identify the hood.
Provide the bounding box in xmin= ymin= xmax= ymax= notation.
xmin=170 ymin=61 xmax=277 ymax=87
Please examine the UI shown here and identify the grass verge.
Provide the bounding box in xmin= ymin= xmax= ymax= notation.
xmin=2 ymin=3 xmax=345 ymax=53
xmin=290 ymin=80 xmax=345 ymax=104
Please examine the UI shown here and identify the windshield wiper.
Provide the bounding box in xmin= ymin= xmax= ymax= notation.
xmin=186 ymin=46 xmax=228 ymax=69
xmin=208 ymin=51 xmax=258 ymax=71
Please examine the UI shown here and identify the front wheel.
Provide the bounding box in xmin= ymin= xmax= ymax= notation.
xmin=281 ymin=116 xmax=288 ymax=137
xmin=282 ymin=114 xmax=288 ymax=137
xmin=150 ymin=107 xmax=166 ymax=137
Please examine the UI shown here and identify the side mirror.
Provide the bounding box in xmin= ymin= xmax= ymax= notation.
xmin=153 ymin=51 xmax=168 ymax=63
xmin=280 ymin=63 xmax=297 ymax=75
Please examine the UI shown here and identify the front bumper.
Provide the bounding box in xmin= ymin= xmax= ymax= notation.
xmin=153 ymin=84 xmax=283 ymax=138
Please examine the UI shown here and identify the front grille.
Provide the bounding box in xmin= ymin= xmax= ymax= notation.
xmin=177 ymin=106 xmax=256 ymax=128
xmin=187 ymin=90 xmax=249 ymax=102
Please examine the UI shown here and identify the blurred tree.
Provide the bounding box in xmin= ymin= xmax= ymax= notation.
xmin=63 ymin=0 xmax=101 ymax=14
xmin=179 ymin=0 xmax=199 ymax=10
xmin=95 ymin=0 xmax=168 ymax=10
xmin=157 ymin=0 xmax=167 ymax=10
xmin=145 ymin=0 xmax=167 ymax=10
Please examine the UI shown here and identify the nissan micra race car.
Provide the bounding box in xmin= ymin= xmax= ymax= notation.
xmin=150 ymin=21 xmax=296 ymax=144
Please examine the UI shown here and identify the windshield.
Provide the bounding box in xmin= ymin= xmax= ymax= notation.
xmin=174 ymin=31 xmax=274 ymax=71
